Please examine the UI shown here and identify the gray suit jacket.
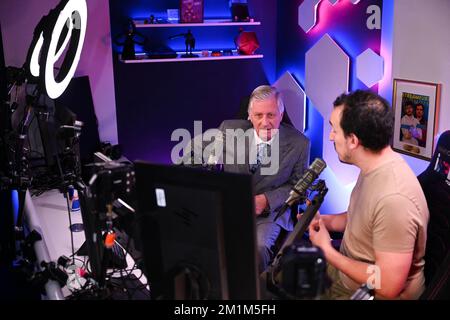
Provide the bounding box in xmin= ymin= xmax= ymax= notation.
xmin=184 ymin=119 xmax=310 ymax=231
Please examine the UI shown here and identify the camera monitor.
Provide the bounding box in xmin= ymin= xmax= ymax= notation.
xmin=134 ymin=162 xmax=260 ymax=300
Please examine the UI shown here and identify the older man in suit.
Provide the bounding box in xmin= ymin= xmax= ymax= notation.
xmin=184 ymin=85 xmax=310 ymax=273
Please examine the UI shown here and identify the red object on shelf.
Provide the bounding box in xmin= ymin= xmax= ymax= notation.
xmin=235 ymin=29 xmax=259 ymax=55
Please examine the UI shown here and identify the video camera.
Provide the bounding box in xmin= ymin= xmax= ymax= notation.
xmin=85 ymin=160 xmax=135 ymax=215
xmin=276 ymin=243 xmax=328 ymax=299
xmin=264 ymin=179 xmax=330 ymax=300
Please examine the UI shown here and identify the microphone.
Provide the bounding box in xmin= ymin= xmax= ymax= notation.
xmin=273 ymin=158 xmax=326 ymax=221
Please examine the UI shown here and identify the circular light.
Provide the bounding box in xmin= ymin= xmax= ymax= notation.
xmin=30 ymin=33 xmax=44 ymax=77
xmin=43 ymin=0 xmax=87 ymax=99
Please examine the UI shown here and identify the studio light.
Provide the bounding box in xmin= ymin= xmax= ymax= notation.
xmin=28 ymin=0 xmax=87 ymax=99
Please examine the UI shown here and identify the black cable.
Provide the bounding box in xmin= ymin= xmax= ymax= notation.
xmin=72 ymin=257 xmax=86 ymax=268
xmin=53 ymin=150 xmax=76 ymax=265
xmin=62 ymin=185 xmax=76 ymax=265
xmin=118 ymin=215 xmax=149 ymax=294
xmin=120 ymin=264 xmax=133 ymax=300
xmin=101 ymin=216 xmax=148 ymax=300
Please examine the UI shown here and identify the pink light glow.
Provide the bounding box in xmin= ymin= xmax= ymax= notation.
xmin=378 ymin=23 xmax=392 ymax=90
xmin=308 ymin=0 xmax=354 ymax=36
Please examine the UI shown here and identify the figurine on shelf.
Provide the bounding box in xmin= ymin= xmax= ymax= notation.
xmin=144 ymin=15 xmax=155 ymax=24
xmin=114 ymin=19 xmax=148 ymax=60
xmin=169 ymin=29 xmax=198 ymax=58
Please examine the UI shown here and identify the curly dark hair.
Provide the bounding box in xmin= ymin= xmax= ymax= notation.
xmin=333 ymin=90 xmax=394 ymax=152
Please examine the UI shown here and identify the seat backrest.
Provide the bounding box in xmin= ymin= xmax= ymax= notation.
xmin=235 ymin=96 xmax=294 ymax=126
xmin=417 ymin=130 xmax=450 ymax=299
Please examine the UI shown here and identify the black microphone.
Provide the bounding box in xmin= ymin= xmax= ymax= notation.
xmin=273 ymin=158 xmax=327 ymax=221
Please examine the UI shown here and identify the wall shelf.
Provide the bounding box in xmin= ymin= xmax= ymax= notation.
xmin=133 ymin=19 xmax=261 ymax=28
xmin=125 ymin=16 xmax=263 ymax=64
xmin=119 ymin=52 xmax=263 ymax=63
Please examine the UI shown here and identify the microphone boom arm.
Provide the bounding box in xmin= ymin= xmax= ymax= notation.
xmin=265 ymin=180 xmax=328 ymax=293
xmin=273 ymin=158 xmax=327 ymax=222
xmin=275 ymin=180 xmax=327 ymax=259
xmin=279 ymin=181 xmax=327 ymax=254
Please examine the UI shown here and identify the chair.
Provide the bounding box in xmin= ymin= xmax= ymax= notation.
xmin=235 ymin=96 xmax=294 ymax=126
xmin=418 ymin=130 xmax=450 ymax=299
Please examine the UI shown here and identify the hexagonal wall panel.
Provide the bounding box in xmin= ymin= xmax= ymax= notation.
xmin=298 ymin=0 xmax=322 ymax=33
xmin=273 ymin=71 xmax=306 ymax=132
xmin=305 ymin=33 xmax=349 ymax=116
xmin=356 ymin=48 xmax=384 ymax=88
xmin=305 ymin=34 xmax=356 ymax=184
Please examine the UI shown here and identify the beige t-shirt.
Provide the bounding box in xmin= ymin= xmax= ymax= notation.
xmin=338 ymin=157 xmax=429 ymax=299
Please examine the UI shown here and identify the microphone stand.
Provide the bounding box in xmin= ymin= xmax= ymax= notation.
xmin=263 ymin=180 xmax=328 ymax=298
xmin=273 ymin=193 xmax=307 ymax=222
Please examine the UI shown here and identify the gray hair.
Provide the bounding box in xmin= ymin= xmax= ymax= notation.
xmin=248 ymin=85 xmax=285 ymax=114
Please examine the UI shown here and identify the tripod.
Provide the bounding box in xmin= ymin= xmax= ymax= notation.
xmin=262 ymin=180 xmax=328 ymax=299
xmin=0 ymin=78 xmax=34 ymax=265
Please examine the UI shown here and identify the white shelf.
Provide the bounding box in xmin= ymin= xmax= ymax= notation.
xmin=133 ymin=19 xmax=261 ymax=28
xmin=119 ymin=52 xmax=263 ymax=63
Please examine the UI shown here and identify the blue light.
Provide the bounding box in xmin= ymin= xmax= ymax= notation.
xmin=319 ymin=168 xmax=355 ymax=214
xmin=130 ymin=10 xmax=165 ymax=21
xmin=11 ymin=190 xmax=19 ymax=225
xmin=305 ymin=100 xmax=324 ymax=161
xmin=278 ymin=66 xmax=305 ymax=88
xmin=275 ymin=68 xmax=323 ymax=161
xmin=327 ymin=31 xmax=367 ymax=91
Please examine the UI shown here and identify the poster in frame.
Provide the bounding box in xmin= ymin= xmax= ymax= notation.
xmin=392 ymin=78 xmax=441 ymax=161
xmin=180 ymin=0 xmax=204 ymax=23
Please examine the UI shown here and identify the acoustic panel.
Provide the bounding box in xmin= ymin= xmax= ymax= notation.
xmin=273 ymin=71 xmax=306 ymax=133
xmin=356 ymin=48 xmax=384 ymax=88
xmin=305 ymin=33 xmax=349 ymax=117
xmin=298 ymin=0 xmax=322 ymax=33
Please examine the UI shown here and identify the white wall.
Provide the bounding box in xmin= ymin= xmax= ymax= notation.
xmin=391 ymin=0 xmax=450 ymax=174
xmin=0 ymin=0 xmax=118 ymax=144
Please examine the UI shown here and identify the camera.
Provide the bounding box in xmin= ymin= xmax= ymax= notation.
xmin=85 ymin=160 xmax=135 ymax=214
xmin=268 ymin=242 xmax=328 ymax=300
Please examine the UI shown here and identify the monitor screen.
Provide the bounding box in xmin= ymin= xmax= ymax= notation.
xmin=135 ymin=162 xmax=260 ymax=300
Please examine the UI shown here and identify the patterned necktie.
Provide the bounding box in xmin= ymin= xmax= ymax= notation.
xmin=250 ymin=143 xmax=267 ymax=173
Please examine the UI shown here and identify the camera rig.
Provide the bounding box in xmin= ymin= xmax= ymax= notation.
xmin=264 ymin=179 xmax=329 ymax=300
xmin=0 ymin=66 xmax=37 ymax=264
xmin=74 ymin=159 xmax=136 ymax=292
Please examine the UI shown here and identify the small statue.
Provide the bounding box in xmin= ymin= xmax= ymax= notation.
xmin=114 ymin=19 xmax=147 ymax=60
xmin=169 ymin=29 xmax=198 ymax=58
xmin=184 ymin=30 xmax=196 ymax=57
xmin=144 ymin=15 xmax=155 ymax=24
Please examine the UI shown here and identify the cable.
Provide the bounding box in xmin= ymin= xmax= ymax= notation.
xmin=53 ymin=150 xmax=76 ymax=265
xmin=63 ymin=186 xmax=76 ymax=265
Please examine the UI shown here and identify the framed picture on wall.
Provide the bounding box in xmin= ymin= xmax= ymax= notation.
xmin=180 ymin=0 xmax=204 ymax=23
xmin=392 ymin=78 xmax=441 ymax=161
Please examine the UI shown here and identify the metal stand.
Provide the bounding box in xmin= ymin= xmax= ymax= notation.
xmin=263 ymin=181 xmax=328 ymax=299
